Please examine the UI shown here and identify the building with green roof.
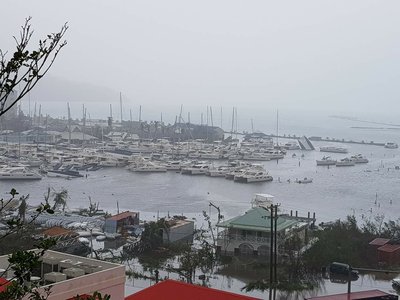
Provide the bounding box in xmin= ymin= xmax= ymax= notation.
xmin=216 ymin=207 xmax=309 ymax=256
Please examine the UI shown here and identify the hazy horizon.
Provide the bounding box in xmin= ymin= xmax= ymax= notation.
xmin=2 ymin=1 xmax=400 ymax=124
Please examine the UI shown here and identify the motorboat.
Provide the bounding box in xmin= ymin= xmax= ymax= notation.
xmin=316 ymin=156 xmax=337 ymax=166
xmin=181 ymin=164 xmax=210 ymax=175
xmin=320 ymin=146 xmax=348 ymax=154
xmin=384 ymin=142 xmax=399 ymax=149
xmin=96 ymin=235 xmax=106 ymax=241
xmin=129 ymin=162 xmax=167 ymax=172
xmin=336 ymin=158 xmax=355 ymax=167
xmin=296 ymin=177 xmax=313 ymax=184
xmin=283 ymin=142 xmax=300 ymax=150
xmin=206 ymin=166 xmax=230 ymax=177
xmin=242 ymin=152 xmax=271 ymax=161
xmin=0 ymin=166 xmax=42 ymax=180
xmin=47 ymin=168 xmax=84 ymax=178
xmin=350 ymin=154 xmax=369 ymax=164
xmin=225 ymin=168 xmax=246 ymax=180
xmin=163 ymin=161 xmax=182 ymax=171
xmin=234 ymin=170 xmax=273 ymax=183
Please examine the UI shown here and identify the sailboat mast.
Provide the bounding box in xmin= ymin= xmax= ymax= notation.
xmin=210 ymin=107 xmax=214 ymax=127
xmin=120 ymin=92 xmax=123 ymax=123
xmin=220 ymin=106 xmax=223 ymax=129
xmin=276 ymin=109 xmax=279 ymax=146
xmin=67 ymin=102 xmax=71 ymax=145
xmin=82 ymin=104 xmax=86 ymax=144
xmin=231 ymin=107 xmax=235 ymax=137
xmin=235 ymin=107 xmax=238 ymax=137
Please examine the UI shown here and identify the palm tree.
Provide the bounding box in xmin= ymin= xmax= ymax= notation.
xmin=52 ymin=188 xmax=68 ymax=212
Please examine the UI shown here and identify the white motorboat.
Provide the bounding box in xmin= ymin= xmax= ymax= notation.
xmin=0 ymin=167 xmax=42 ymax=180
xmin=96 ymin=235 xmax=106 ymax=241
xmin=283 ymin=142 xmax=300 ymax=150
xmin=336 ymin=158 xmax=355 ymax=167
xmin=206 ymin=166 xmax=230 ymax=177
xmin=47 ymin=168 xmax=84 ymax=178
xmin=350 ymin=154 xmax=369 ymax=164
xmin=320 ymin=146 xmax=348 ymax=153
xmin=163 ymin=161 xmax=182 ymax=171
xmin=234 ymin=170 xmax=273 ymax=183
xmin=242 ymin=153 xmax=271 ymax=161
xmin=225 ymin=168 xmax=246 ymax=180
xmin=181 ymin=164 xmax=210 ymax=175
xmin=296 ymin=177 xmax=313 ymax=184
xmin=129 ymin=162 xmax=167 ymax=172
xmin=384 ymin=142 xmax=399 ymax=149
xmin=316 ymin=156 xmax=337 ymax=166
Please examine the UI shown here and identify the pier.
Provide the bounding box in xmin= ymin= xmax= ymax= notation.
xmin=243 ymin=132 xmax=386 ymax=147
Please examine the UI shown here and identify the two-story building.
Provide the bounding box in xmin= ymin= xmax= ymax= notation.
xmin=216 ymin=206 xmax=309 ymax=256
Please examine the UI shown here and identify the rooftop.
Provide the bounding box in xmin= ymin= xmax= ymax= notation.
xmin=0 ymin=250 xmax=125 ymax=299
xmin=217 ymin=207 xmax=300 ymax=232
xmin=125 ymin=279 xmax=261 ymax=300
xmin=378 ymin=243 xmax=400 ymax=253
xmin=107 ymin=211 xmax=138 ymax=221
xmin=369 ymin=238 xmax=390 ymax=246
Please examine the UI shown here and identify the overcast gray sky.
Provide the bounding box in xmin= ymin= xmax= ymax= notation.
xmin=1 ymin=0 xmax=400 ymax=121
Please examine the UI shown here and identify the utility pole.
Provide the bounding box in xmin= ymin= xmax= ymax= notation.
xmin=267 ymin=203 xmax=274 ymax=300
xmin=269 ymin=204 xmax=274 ymax=287
xmin=274 ymin=205 xmax=278 ymax=284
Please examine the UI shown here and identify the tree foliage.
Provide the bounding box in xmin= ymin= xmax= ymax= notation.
xmin=0 ymin=17 xmax=68 ymax=117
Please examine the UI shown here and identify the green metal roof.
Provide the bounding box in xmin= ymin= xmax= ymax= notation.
xmin=217 ymin=207 xmax=300 ymax=232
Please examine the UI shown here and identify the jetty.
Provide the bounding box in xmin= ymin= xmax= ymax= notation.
xmin=261 ymin=134 xmax=386 ymax=147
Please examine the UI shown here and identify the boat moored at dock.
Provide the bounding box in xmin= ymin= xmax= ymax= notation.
xmin=320 ymin=146 xmax=348 ymax=153
xmin=316 ymin=156 xmax=337 ymax=166
xmin=336 ymin=158 xmax=355 ymax=167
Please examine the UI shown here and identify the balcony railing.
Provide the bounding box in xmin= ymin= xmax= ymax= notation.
xmin=218 ymin=231 xmax=270 ymax=244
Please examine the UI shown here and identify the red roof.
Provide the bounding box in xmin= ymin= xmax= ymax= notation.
xmin=306 ymin=289 xmax=393 ymax=300
xmin=378 ymin=243 xmax=400 ymax=253
xmin=0 ymin=277 xmax=10 ymax=293
xmin=369 ymin=238 xmax=390 ymax=246
xmin=108 ymin=211 xmax=137 ymax=221
xmin=66 ymin=295 xmax=91 ymax=299
xmin=125 ymin=279 xmax=261 ymax=300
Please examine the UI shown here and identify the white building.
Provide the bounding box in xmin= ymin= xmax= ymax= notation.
xmin=0 ymin=250 xmax=125 ymax=299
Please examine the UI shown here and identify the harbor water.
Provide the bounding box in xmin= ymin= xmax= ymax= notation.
xmin=0 ymin=115 xmax=399 ymax=298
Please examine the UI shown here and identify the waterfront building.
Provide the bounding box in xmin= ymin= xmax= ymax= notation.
xmin=162 ymin=218 xmax=194 ymax=243
xmin=369 ymin=238 xmax=400 ymax=266
xmin=104 ymin=211 xmax=140 ymax=234
xmin=0 ymin=250 xmax=125 ymax=299
xmin=216 ymin=207 xmax=309 ymax=256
